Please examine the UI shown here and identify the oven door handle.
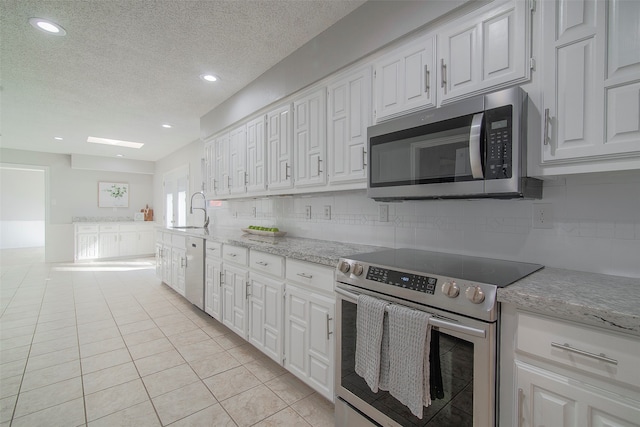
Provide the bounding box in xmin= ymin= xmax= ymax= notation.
xmin=469 ymin=112 xmax=484 ymax=179
xmin=335 ymin=287 xmax=486 ymax=338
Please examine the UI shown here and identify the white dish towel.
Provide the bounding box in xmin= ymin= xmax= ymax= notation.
xmin=354 ymin=294 xmax=387 ymax=392
xmin=385 ymin=304 xmax=433 ymax=419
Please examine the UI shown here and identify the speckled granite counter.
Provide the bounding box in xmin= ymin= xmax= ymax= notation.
xmin=499 ymin=267 xmax=640 ymax=337
xmin=161 ymin=227 xmax=388 ymax=268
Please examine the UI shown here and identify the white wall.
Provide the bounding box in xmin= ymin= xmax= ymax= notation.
xmin=0 ymin=167 xmax=45 ymax=248
xmin=0 ymin=148 xmax=154 ymax=261
xmin=212 ymin=170 xmax=640 ymax=278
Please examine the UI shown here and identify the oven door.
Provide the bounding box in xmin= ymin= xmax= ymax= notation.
xmin=335 ymin=286 xmax=497 ymax=427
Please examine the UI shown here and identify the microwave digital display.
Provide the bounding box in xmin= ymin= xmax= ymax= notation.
xmin=491 ymin=119 xmax=508 ymax=130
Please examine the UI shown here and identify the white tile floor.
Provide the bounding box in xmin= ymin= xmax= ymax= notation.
xmin=0 ymin=248 xmax=335 ymax=426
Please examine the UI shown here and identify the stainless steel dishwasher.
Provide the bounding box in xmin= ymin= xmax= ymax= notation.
xmin=184 ymin=236 xmax=205 ymax=310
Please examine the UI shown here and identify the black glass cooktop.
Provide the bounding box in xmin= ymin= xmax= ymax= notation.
xmin=347 ymin=248 xmax=543 ymax=287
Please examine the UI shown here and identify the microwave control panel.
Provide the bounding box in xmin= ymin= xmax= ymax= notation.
xmin=485 ymin=105 xmax=512 ymax=180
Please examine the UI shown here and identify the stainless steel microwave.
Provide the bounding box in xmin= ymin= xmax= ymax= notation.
xmin=367 ymin=87 xmax=542 ymax=201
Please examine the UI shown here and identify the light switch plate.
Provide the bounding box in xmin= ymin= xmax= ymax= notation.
xmin=379 ymin=205 xmax=389 ymax=222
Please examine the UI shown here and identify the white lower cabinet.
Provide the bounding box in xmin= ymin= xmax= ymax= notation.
xmin=505 ymin=308 xmax=640 ymax=427
xmin=222 ymin=245 xmax=249 ymax=338
xmin=74 ymin=222 xmax=156 ymax=261
xmin=284 ymin=259 xmax=335 ymax=402
xmin=170 ymin=236 xmax=186 ymax=297
xmin=248 ymin=250 xmax=285 ymax=363
xmin=75 ymin=225 xmax=99 ymax=261
xmin=516 ymin=362 xmax=640 ymax=427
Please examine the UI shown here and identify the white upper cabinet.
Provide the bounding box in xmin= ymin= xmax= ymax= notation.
xmin=374 ymin=34 xmax=436 ymax=121
xmin=246 ymin=115 xmax=267 ymax=194
xmin=229 ymin=124 xmax=247 ymax=195
xmin=213 ymin=132 xmax=230 ymax=196
xmin=540 ymin=0 xmax=640 ymax=171
xmin=204 ymin=139 xmax=215 ymax=196
xmin=267 ymin=103 xmax=294 ymax=191
xmin=438 ymin=0 xmax=529 ymax=104
xmin=293 ymin=88 xmax=327 ymax=188
xmin=327 ymin=66 xmax=372 ymax=186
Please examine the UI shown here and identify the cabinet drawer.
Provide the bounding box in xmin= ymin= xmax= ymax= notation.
xmin=171 ymin=234 xmax=186 ymax=248
xmin=76 ymin=224 xmax=99 ymax=233
xmin=223 ymin=245 xmax=248 ymax=265
xmin=206 ymin=241 xmax=222 ymax=259
xmin=516 ymin=312 xmax=640 ymax=389
xmin=286 ymin=259 xmax=334 ymax=293
xmin=250 ymin=250 xmax=284 ymax=278
xmin=163 ymin=232 xmax=173 ymax=244
xmin=119 ymin=224 xmax=138 ymax=232
xmin=99 ymin=224 xmax=119 ymax=232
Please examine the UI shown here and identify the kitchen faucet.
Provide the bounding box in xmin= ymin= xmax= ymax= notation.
xmin=189 ymin=191 xmax=210 ymax=228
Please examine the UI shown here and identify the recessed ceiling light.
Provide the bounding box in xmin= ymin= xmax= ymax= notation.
xmin=87 ymin=136 xmax=144 ymax=149
xmin=200 ymin=74 xmax=218 ymax=82
xmin=54 ymin=136 xmax=63 ymax=141
xmin=162 ymin=124 xmax=172 ymax=129
xmin=116 ymin=154 xmax=124 ymax=157
xmin=29 ymin=18 xmax=67 ymax=36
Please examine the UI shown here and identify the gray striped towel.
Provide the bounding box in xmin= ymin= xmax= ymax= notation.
xmin=386 ymin=304 xmax=432 ymax=419
xmin=354 ymin=294 xmax=387 ymax=392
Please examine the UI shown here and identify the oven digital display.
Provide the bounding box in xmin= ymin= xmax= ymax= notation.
xmin=367 ymin=267 xmax=436 ymax=294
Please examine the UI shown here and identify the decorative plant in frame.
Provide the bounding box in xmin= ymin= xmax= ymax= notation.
xmin=98 ymin=182 xmax=129 ymax=208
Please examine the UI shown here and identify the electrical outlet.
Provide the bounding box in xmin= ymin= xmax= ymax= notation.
xmin=252 ymin=207 xmax=256 ymax=217
xmin=532 ymin=203 xmax=553 ymax=229
xmin=305 ymin=205 xmax=312 ymax=219
xmin=324 ymin=205 xmax=331 ymax=220
xmin=379 ymin=205 xmax=389 ymax=222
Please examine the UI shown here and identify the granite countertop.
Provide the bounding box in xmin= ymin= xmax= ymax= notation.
xmin=499 ymin=267 xmax=640 ymax=337
xmin=161 ymin=226 xmax=388 ymax=267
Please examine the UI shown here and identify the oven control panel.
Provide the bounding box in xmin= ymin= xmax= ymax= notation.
xmin=366 ymin=266 xmax=437 ymax=294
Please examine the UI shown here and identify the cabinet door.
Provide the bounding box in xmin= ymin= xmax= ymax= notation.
xmin=293 ymin=88 xmax=326 ymax=188
xmin=328 ymin=66 xmax=372 ymax=185
xmin=204 ymin=139 xmax=216 ymax=195
xmin=307 ymin=292 xmax=335 ymax=400
xmin=99 ymin=232 xmax=119 ymax=258
xmin=438 ymin=0 xmax=528 ymax=103
xmin=118 ymin=231 xmax=138 ymax=257
xmin=284 ymin=284 xmax=335 ymax=401
xmin=214 ymin=133 xmax=230 ymax=195
xmin=284 ymin=284 xmax=309 ymax=381
xmin=155 ymin=243 xmax=163 ymax=279
xmin=248 ymin=274 xmax=283 ymax=363
xmin=516 ymin=362 xmax=640 ymax=427
xmin=229 ymin=124 xmax=247 ymax=195
xmin=266 ymin=104 xmax=293 ymax=191
xmin=205 ymin=257 xmax=222 ymax=321
xmin=162 ymin=246 xmax=172 ymax=285
xmin=76 ymin=233 xmax=99 ymax=260
xmin=246 ymin=115 xmax=267 ymax=194
xmin=222 ymin=264 xmax=248 ymax=338
xmin=137 ymin=229 xmax=155 ymax=255
xmin=375 ymin=34 xmax=436 ymax=120
xmin=172 ymin=247 xmax=186 ymax=296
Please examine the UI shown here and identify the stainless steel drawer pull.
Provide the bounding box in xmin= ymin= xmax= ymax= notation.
xmin=544 ymin=108 xmax=551 ymax=146
xmin=551 ymin=342 xmax=618 ymax=365
xmin=424 ymin=65 xmax=430 ymax=96
xmin=297 ymin=272 xmax=313 ymax=279
xmin=256 ymin=261 xmax=269 ymax=266
xmin=228 ymin=253 xmax=237 ymax=257
xmin=326 ymin=314 xmax=333 ymax=340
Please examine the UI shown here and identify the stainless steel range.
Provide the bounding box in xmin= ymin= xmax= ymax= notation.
xmin=334 ymin=248 xmax=542 ymax=427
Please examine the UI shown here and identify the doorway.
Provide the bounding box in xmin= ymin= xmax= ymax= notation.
xmin=0 ymin=165 xmax=47 ymax=261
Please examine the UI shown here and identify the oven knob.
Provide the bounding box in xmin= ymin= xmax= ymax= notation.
xmin=352 ymin=263 xmax=364 ymax=276
xmin=441 ymin=281 xmax=459 ymax=298
xmin=338 ymin=261 xmax=351 ymax=274
xmin=465 ymin=286 xmax=485 ymax=304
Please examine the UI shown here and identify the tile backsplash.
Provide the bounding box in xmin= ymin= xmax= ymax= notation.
xmin=211 ymin=170 xmax=640 ymax=278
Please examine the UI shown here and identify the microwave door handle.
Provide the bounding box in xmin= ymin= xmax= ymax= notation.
xmin=469 ymin=112 xmax=484 ymax=179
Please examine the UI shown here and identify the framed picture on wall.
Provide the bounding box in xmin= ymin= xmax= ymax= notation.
xmin=98 ymin=182 xmax=129 ymax=208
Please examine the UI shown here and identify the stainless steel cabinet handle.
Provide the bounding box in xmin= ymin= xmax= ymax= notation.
xmin=517 ymin=388 xmax=524 ymax=427
xmin=551 ymin=342 xmax=618 ymax=365
xmin=213 ymin=179 xmax=217 ymax=190
xmin=285 ymin=163 xmax=290 ymax=180
xmin=440 ymin=59 xmax=447 ymax=92
xmin=219 ymin=271 xmax=223 ymax=286
xmin=246 ymin=281 xmax=250 ymax=299
xmin=326 ymin=314 xmax=333 ymax=340
xmin=317 ymin=158 xmax=323 ymax=174
xmin=244 ymin=172 xmax=248 ymax=186
xmin=362 ymin=148 xmax=367 ymax=167
xmin=543 ymin=108 xmax=551 ymax=146
xmin=297 ymin=272 xmax=313 ymax=279
xmin=228 ymin=253 xmax=237 ymax=257
xmin=424 ymin=65 xmax=430 ymax=96
xmin=256 ymin=261 xmax=269 ymax=266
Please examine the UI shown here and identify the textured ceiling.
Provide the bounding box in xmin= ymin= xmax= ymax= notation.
xmin=0 ymin=0 xmax=365 ymax=161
